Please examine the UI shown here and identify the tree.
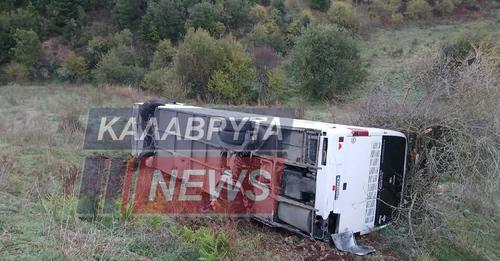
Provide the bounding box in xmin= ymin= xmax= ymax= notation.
xmin=85 ymin=36 xmax=111 ymax=69
xmin=150 ymin=39 xmax=176 ymax=70
xmin=141 ymin=0 xmax=186 ymax=42
xmin=288 ymin=24 xmax=366 ymax=100
xmin=11 ymin=29 xmax=42 ymax=69
xmin=208 ymin=38 xmax=256 ymax=104
xmin=310 ymin=0 xmax=330 ymax=12
xmin=186 ymin=1 xmax=223 ymax=34
xmin=0 ymin=7 xmax=37 ymax=64
xmin=143 ymin=67 xmax=186 ymax=100
xmin=50 ymin=0 xmax=82 ymax=29
xmin=249 ymin=21 xmax=287 ymax=54
xmin=221 ymin=0 xmax=251 ymax=30
xmin=113 ymin=0 xmax=144 ymax=29
xmin=174 ymin=28 xmax=228 ymax=97
xmin=266 ymin=67 xmax=288 ymax=104
xmin=92 ymin=30 xmax=144 ymax=85
xmin=93 ymin=45 xmax=145 ymax=86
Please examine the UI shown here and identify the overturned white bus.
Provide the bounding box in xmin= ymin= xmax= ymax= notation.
xmin=127 ymin=100 xmax=407 ymax=255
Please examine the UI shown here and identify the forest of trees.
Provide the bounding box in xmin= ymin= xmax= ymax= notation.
xmin=0 ymin=0 xmax=485 ymax=104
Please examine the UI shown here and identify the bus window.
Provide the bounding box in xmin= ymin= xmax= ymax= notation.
xmin=321 ymin=138 xmax=328 ymax=166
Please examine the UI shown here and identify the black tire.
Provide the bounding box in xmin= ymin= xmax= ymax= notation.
xmin=139 ymin=99 xmax=166 ymax=129
xmin=139 ymin=99 xmax=165 ymax=151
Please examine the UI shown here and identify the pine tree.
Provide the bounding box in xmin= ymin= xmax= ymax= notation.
xmin=51 ymin=0 xmax=81 ymax=28
xmin=113 ymin=0 xmax=143 ymax=29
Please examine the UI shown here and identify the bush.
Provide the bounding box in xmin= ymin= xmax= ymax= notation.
xmin=407 ymin=0 xmax=433 ymax=19
xmin=3 ymin=62 xmax=30 ymax=82
xmin=371 ymin=0 xmax=401 ymax=17
xmin=435 ymin=0 xmax=455 ymax=16
xmin=150 ymin=39 xmax=176 ymax=70
xmin=266 ymin=67 xmax=288 ymax=104
xmin=442 ymin=30 xmax=492 ymax=66
xmin=11 ymin=29 xmax=42 ymax=69
xmin=57 ymin=54 xmax=88 ymax=82
xmin=111 ymin=29 xmax=133 ymax=47
xmin=181 ymin=226 xmax=233 ymax=260
xmin=249 ymin=22 xmax=287 ymax=53
xmin=288 ymin=24 xmax=366 ymax=100
xmin=141 ymin=0 xmax=186 ymax=42
xmin=328 ymin=2 xmax=360 ymax=33
xmin=391 ymin=12 xmax=404 ymax=25
xmin=270 ymin=0 xmax=285 ymax=12
xmin=310 ymin=0 xmax=331 ymax=12
xmin=93 ymin=45 xmax=144 ymax=86
xmin=249 ymin=4 xmax=267 ymax=24
xmin=142 ymin=67 xmax=186 ymax=100
xmin=356 ymin=48 xmax=499 ymax=260
xmin=85 ymin=36 xmax=110 ymax=68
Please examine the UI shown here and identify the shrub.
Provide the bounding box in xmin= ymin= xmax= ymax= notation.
xmin=435 ymin=0 xmax=455 ymax=16
xmin=174 ymin=28 xmax=228 ymax=97
xmin=288 ymin=24 xmax=366 ymax=100
xmin=142 ymin=67 xmax=186 ymax=100
xmin=85 ymin=36 xmax=110 ymax=68
xmin=310 ymin=0 xmax=331 ymax=12
xmin=57 ymin=54 xmax=88 ymax=82
xmin=371 ymin=0 xmax=401 ymax=16
xmin=356 ymin=48 xmax=499 ymax=260
xmin=249 ymin=4 xmax=267 ymax=24
xmin=407 ymin=0 xmax=433 ymax=19
xmin=461 ymin=0 xmax=480 ymax=10
xmin=270 ymin=0 xmax=285 ymax=12
xmin=93 ymin=45 xmax=144 ymax=86
xmin=181 ymin=226 xmax=233 ymax=260
xmin=328 ymin=2 xmax=360 ymax=33
xmin=442 ymin=30 xmax=492 ymax=66
xmin=141 ymin=0 xmax=186 ymax=42
xmin=249 ymin=22 xmax=287 ymax=53
xmin=150 ymin=39 xmax=176 ymax=70
xmin=266 ymin=67 xmax=288 ymax=104
xmin=111 ymin=29 xmax=133 ymax=47
xmin=11 ymin=29 xmax=42 ymax=69
xmin=3 ymin=62 xmax=30 ymax=82
xmin=391 ymin=12 xmax=404 ymax=25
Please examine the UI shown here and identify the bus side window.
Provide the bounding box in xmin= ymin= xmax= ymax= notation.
xmin=321 ymin=138 xmax=328 ymax=166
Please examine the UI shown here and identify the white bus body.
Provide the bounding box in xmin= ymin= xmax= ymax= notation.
xmin=132 ymin=102 xmax=407 ymax=255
